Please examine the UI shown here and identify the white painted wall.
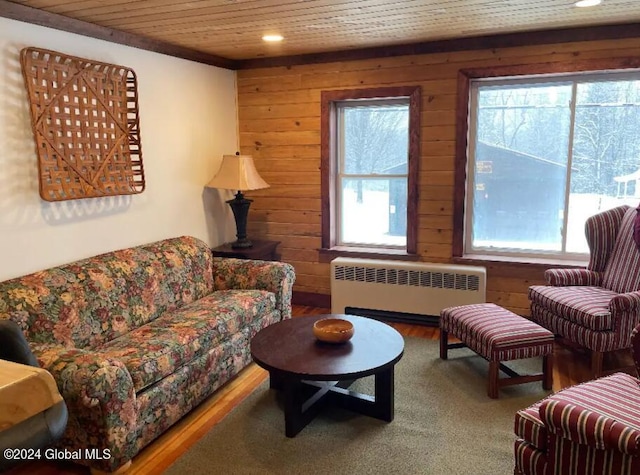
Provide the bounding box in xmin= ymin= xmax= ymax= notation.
xmin=0 ymin=17 xmax=239 ymax=281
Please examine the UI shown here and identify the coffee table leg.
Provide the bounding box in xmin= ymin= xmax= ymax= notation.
xmin=283 ymin=377 xmax=329 ymax=437
xmin=279 ymin=368 xmax=397 ymax=437
xmin=269 ymin=371 xmax=283 ymax=390
xmin=334 ymin=366 xmax=396 ymax=421
xmin=374 ymin=366 xmax=394 ymax=422
xmin=283 ymin=377 xmax=305 ymax=437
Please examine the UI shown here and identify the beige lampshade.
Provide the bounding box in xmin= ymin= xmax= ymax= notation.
xmin=206 ymin=154 xmax=269 ymax=191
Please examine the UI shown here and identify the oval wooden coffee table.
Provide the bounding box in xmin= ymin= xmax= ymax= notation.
xmin=250 ymin=314 xmax=404 ymax=437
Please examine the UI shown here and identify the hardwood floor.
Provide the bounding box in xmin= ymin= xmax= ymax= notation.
xmin=8 ymin=305 xmax=637 ymax=475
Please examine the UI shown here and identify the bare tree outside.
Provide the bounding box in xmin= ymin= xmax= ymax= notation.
xmin=343 ymin=105 xmax=408 ymax=202
xmin=338 ymin=102 xmax=409 ymax=246
xmin=470 ymin=75 xmax=640 ymax=254
xmin=572 ymin=80 xmax=640 ymax=196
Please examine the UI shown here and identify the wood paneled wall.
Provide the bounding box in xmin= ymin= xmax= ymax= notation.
xmin=237 ymin=37 xmax=640 ymax=316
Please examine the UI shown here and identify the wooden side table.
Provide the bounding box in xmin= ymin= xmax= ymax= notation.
xmin=212 ymin=239 xmax=280 ymax=261
xmin=0 ymin=360 xmax=63 ymax=430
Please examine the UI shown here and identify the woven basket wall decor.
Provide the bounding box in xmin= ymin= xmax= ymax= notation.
xmin=20 ymin=47 xmax=145 ymax=201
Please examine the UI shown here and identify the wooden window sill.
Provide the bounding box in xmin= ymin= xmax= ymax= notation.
xmin=319 ymin=247 xmax=420 ymax=263
xmin=453 ymin=254 xmax=588 ymax=269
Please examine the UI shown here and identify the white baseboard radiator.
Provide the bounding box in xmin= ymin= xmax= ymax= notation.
xmin=330 ymin=257 xmax=487 ymax=326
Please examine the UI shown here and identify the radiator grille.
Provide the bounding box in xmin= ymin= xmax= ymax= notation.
xmin=333 ymin=265 xmax=480 ymax=291
xmin=331 ymin=258 xmax=486 ymax=320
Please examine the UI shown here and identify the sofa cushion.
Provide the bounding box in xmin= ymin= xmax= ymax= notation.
xmin=97 ymin=289 xmax=276 ymax=392
xmin=515 ymin=373 xmax=640 ymax=451
xmin=528 ymin=285 xmax=618 ymax=331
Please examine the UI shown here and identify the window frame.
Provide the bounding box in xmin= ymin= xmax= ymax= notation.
xmin=320 ymin=86 xmax=421 ymax=257
xmin=453 ymin=58 xmax=640 ymax=264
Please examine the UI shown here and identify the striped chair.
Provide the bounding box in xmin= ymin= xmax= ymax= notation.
xmin=514 ymin=324 xmax=640 ymax=475
xmin=529 ymin=205 xmax=640 ymax=377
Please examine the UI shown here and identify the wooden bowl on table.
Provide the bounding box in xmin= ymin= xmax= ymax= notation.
xmin=313 ymin=317 xmax=354 ymax=343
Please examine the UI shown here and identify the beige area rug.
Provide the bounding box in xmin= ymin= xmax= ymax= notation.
xmin=166 ymin=336 xmax=550 ymax=475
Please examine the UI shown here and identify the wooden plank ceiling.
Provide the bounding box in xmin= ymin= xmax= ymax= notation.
xmin=7 ymin=0 xmax=640 ymax=62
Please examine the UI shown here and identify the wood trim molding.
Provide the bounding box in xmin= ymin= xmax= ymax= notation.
xmin=320 ymin=91 xmax=334 ymax=250
xmin=0 ymin=0 xmax=238 ymax=70
xmin=406 ymin=86 xmax=421 ymax=255
xmin=452 ymin=70 xmax=471 ymax=258
xmin=318 ymin=247 xmax=420 ymax=263
xmin=237 ymin=22 xmax=640 ymax=70
xmin=453 ymin=56 xmax=640 ymax=259
xmin=459 ymin=57 xmax=640 ymax=80
xmin=320 ymin=86 xmax=421 ymax=255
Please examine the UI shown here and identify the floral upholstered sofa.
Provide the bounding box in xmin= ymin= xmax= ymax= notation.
xmin=0 ymin=236 xmax=295 ymax=472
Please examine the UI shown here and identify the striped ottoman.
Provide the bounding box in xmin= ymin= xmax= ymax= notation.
xmin=440 ymin=303 xmax=554 ymax=398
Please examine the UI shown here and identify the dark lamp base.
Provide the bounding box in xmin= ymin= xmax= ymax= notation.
xmin=231 ymin=239 xmax=253 ymax=249
xmin=227 ymin=191 xmax=255 ymax=250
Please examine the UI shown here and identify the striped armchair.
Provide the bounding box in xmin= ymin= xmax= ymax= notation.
xmin=529 ymin=205 xmax=640 ymax=377
xmin=514 ymin=324 xmax=640 ymax=475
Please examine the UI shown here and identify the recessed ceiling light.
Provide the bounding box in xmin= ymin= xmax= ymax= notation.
xmin=262 ymin=34 xmax=284 ymax=42
xmin=574 ymin=0 xmax=602 ymax=7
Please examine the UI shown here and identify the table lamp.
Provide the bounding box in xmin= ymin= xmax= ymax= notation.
xmin=206 ymin=153 xmax=269 ymax=248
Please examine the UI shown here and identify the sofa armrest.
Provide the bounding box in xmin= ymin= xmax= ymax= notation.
xmin=36 ymin=346 xmax=135 ymax=409
xmin=34 ymin=345 xmax=138 ymax=470
xmin=610 ymin=291 xmax=640 ymax=313
xmin=544 ymin=268 xmax=602 ymax=286
xmin=212 ymin=257 xmax=296 ymax=320
xmin=541 ymin=398 xmax=640 ymax=455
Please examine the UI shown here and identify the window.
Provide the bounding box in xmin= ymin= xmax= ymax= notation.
xmin=321 ymin=87 xmax=420 ymax=255
xmin=457 ymin=63 xmax=640 ymax=261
